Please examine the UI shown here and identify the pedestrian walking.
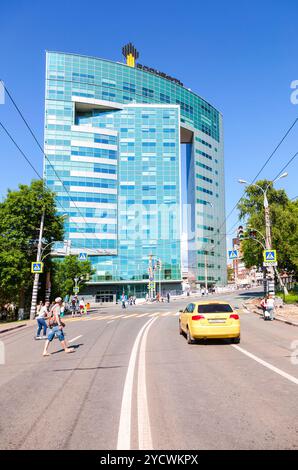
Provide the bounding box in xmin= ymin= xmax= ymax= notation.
xmin=79 ymin=297 xmax=85 ymax=315
xmin=121 ymin=293 xmax=126 ymax=309
xmin=35 ymin=301 xmax=50 ymax=339
xmin=167 ymin=292 xmax=170 ymax=303
xmin=60 ymin=301 xmax=65 ymax=318
xmin=265 ymin=294 xmax=275 ymax=321
xmin=71 ymin=296 xmax=77 ymax=317
xmin=43 ymin=297 xmax=74 ymax=357
xmin=260 ymin=296 xmax=267 ymax=318
xmin=36 ymin=301 xmax=43 ymax=315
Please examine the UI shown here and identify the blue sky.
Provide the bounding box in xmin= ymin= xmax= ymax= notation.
xmin=0 ymin=0 xmax=298 ymax=249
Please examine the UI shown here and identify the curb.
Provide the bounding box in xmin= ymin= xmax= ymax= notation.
xmin=0 ymin=324 xmax=27 ymax=335
xmin=243 ymin=302 xmax=298 ymax=327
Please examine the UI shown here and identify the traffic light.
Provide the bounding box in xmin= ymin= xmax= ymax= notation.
xmin=237 ymin=226 xmax=244 ymax=239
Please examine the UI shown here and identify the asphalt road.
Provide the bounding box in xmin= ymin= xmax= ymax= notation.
xmin=0 ymin=288 xmax=297 ymax=450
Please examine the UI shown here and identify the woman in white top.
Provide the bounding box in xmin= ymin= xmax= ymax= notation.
xmin=36 ymin=301 xmax=50 ymax=339
xmin=79 ymin=298 xmax=85 ymax=315
xmin=266 ymin=294 xmax=275 ymax=321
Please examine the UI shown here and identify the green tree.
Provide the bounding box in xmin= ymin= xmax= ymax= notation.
xmin=51 ymin=255 xmax=95 ymax=299
xmin=0 ymin=180 xmax=64 ymax=312
xmin=237 ymin=180 xmax=298 ymax=274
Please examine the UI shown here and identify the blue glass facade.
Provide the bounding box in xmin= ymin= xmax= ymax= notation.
xmin=44 ymin=51 xmax=226 ymax=294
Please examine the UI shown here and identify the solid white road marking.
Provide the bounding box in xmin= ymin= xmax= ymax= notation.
xmin=137 ymin=317 xmax=157 ymax=449
xmin=161 ymin=312 xmax=172 ymax=317
xmin=117 ymin=317 xmax=156 ymax=450
xmin=232 ymin=345 xmax=298 ymax=386
xmin=148 ymin=312 xmax=160 ymax=317
xmin=68 ymin=335 xmax=82 ymax=344
xmin=136 ymin=313 xmax=151 ymax=318
xmin=107 ymin=320 xmax=115 ymax=324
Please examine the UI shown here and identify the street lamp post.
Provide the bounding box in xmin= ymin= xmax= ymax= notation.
xmin=204 ymin=244 xmax=215 ymax=294
xmin=29 ymin=212 xmax=68 ymax=320
xmin=73 ymin=275 xmax=85 ymax=295
xmin=30 ymin=210 xmax=45 ymax=320
xmin=239 ymin=173 xmax=288 ymax=296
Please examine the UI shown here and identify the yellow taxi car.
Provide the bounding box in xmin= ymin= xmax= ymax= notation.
xmin=179 ymin=301 xmax=240 ymax=344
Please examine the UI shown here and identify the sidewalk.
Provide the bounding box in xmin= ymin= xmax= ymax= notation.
xmin=0 ymin=319 xmax=34 ymax=335
xmin=244 ymin=298 xmax=298 ymax=327
xmin=0 ymin=306 xmax=106 ymax=334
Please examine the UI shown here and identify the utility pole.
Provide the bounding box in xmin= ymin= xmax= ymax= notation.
xmin=264 ymin=193 xmax=272 ymax=250
xmin=30 ymin=209 xmax=45 ymax=320
xmin=156 ymin=258 xmax=162 ymax=297
xmin=204 ymin=251 xmax=208 ymax=293
xmin=239 ymin=174 xmax=289 ymax=296
xmin=159 ymin=259 xmax=162 ymax=298
xmin=148 ymin=254 xmax=155 ymax=300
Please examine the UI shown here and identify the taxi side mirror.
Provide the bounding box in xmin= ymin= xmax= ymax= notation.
xmin=179 ymin=309 xmax=184 ymax=313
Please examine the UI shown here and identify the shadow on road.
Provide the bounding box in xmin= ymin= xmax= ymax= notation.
xmin=53 ymin=365 xmax=124 ymax=372
xmin=180 ymin=335 xmax=235 ymax=346
xmin=51 ymin=343 xmax=83 ymax=355
xmin=238 ymin=292 xmax=262 ymax=298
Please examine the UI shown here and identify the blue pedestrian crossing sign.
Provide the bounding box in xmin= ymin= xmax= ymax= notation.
xmin=31 ymin=262 xmax=44 ymax=273
xmin=263 ymin=250 xmax=277 ymax=263
xmin=78 ymin=253 xmax=88 ymax=261
xmin=228 ymin=250 xmax=238 ymax=259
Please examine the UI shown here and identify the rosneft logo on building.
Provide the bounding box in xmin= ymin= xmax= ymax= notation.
xmin=122 ymin=42 xmax=139 ymax=68
xmin=121 ymin=42 xmax=184 ymax=86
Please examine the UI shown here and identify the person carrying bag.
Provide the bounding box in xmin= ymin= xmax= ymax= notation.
xmin=43 ymin=297 xmax=74 ymax=357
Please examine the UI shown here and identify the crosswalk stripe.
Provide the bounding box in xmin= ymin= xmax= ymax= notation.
xmin=95 ymin=315 xmax=114 ymax=321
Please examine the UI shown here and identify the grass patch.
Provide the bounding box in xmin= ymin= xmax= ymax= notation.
xmin=276 ymin=291 xmax=298 ymax=304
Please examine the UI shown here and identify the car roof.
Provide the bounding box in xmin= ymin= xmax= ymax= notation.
xmin=192 ymin=301 xmax=233 ymax=306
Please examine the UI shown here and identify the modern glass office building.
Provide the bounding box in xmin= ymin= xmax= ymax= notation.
xmin=44 ymin=46 xmax=226 ymax=300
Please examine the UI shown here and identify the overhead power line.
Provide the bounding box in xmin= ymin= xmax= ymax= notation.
xmin=251 ymin=118 xmax=298 ymax=184
xmin=0 ymin=119 xmax=103 ymax=238
xmin=0 ymin=121 xmax=42 ymax=180
xmin=217 ymin=117 xmax=298 ymax=246
xmin=273 ymin=150 xmax=298 ymax=180
xmin=0 ymin=83 xmax=117 ymax=246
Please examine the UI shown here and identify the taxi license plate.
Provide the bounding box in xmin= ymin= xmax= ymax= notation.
xmin=208 ymin=319 xmax=226 ymax=323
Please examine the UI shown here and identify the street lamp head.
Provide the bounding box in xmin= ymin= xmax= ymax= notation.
xmin=238 ymin=179 xmax=249 ymax=185
xmin=273 ymin=172 xmax=288 ymax=184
